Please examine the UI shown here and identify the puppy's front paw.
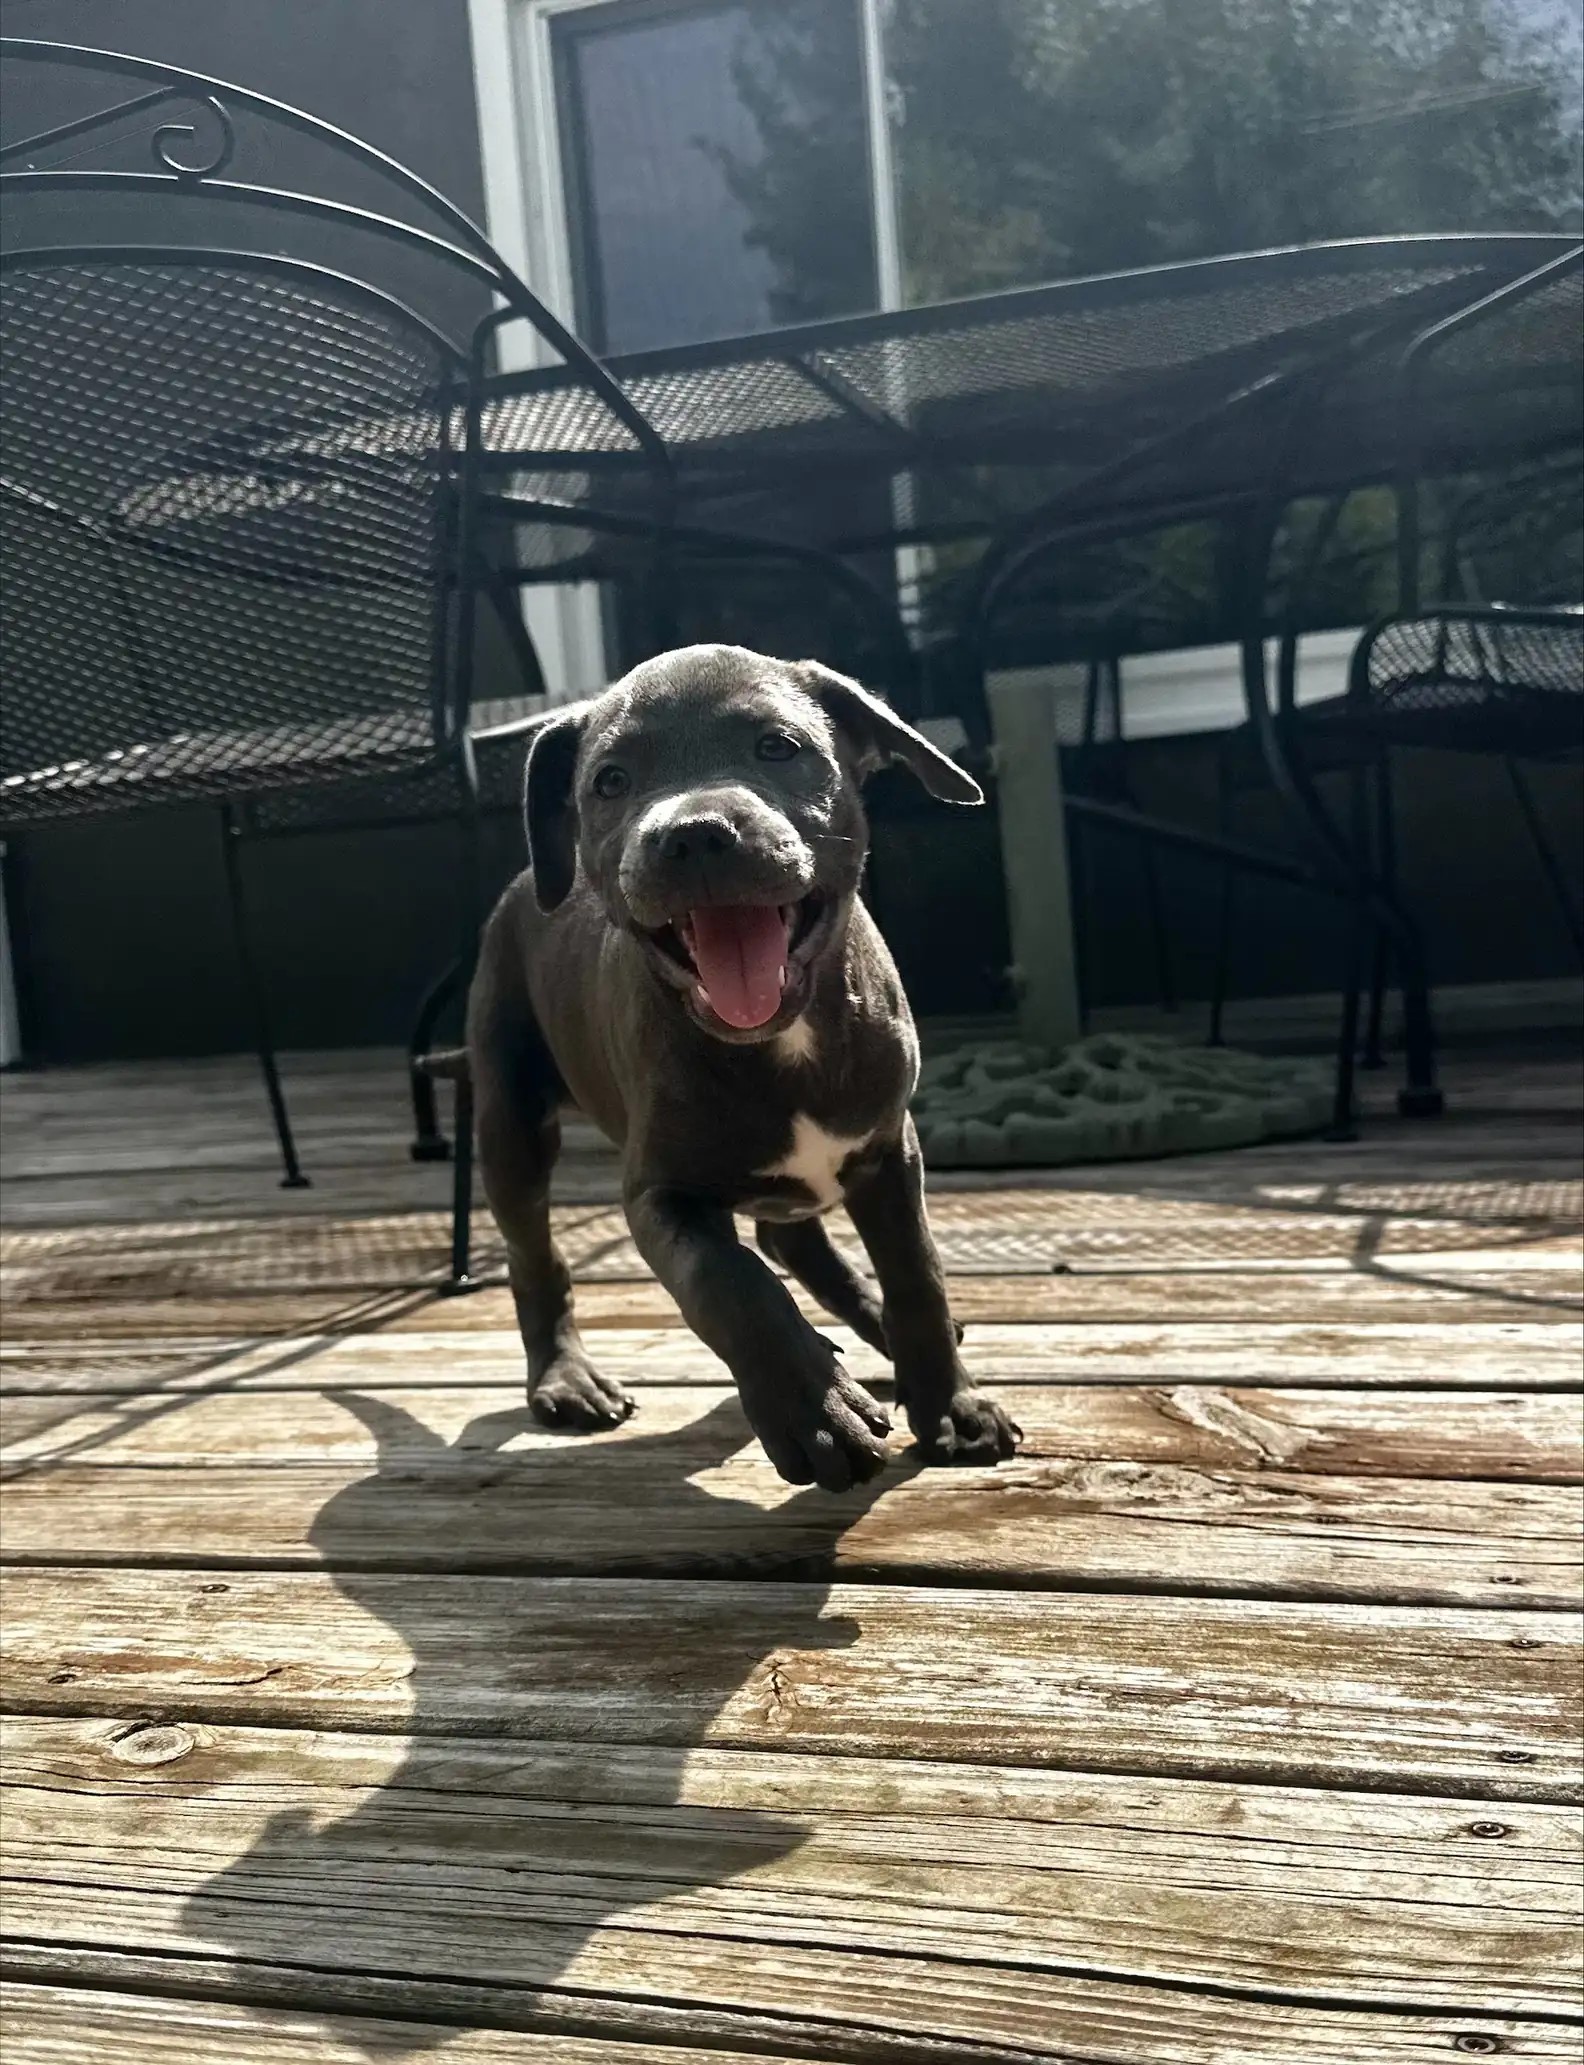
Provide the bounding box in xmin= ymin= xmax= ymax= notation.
xmin=530 ymin=1353 xmax=635 ymax=1431
xmin=913 ymin=1389 xmax=1021 ymax=1466
xmin=746 ymin=1337 xmax=891 ymax=1493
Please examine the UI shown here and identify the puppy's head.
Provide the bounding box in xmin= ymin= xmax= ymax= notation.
xmin=523 ymin=643 xmax=980 ymax=1043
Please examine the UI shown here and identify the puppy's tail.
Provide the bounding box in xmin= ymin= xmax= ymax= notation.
xmin=414 ymin=1046 xmax=470 ymax=1084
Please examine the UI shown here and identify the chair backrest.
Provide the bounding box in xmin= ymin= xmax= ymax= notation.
xmin=0 ymin=37 xmax=670 ymax=476
xmin=0 ymin=37 xmax=672 ymax=817
xmin=0 ymin=249 xmax=460 ymax=811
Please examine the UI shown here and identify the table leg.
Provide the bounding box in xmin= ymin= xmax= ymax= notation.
xmin=986 ymin=674 xmax=1081 ymax=1052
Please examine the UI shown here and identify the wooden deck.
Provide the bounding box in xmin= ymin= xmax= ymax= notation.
xmin=1 ymin=1044 xmax=1581 ymax=2063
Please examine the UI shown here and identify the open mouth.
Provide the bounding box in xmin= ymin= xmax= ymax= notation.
xmin=648 ymin=893 xmax=825 ymax=1030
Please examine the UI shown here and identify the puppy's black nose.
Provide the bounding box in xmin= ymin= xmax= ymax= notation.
xmin=657 ymin=814 xmax=737 ymax=865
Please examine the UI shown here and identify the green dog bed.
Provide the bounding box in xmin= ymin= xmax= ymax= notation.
xmin=912 ymin=1033 xmax=1332 ymax=1168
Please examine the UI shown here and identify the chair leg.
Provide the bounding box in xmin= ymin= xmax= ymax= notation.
xmin=408 ymin=957 xmax=463 ymax=1161
xmin=1395 ymin=961 xmax=1444 ymax=1119
xmin=448 ymin=1049 xmax=476 ymax=1290
xmin=1066 ymin=811 xmax=1093 ymax=1037
xmin=1507 ymin=756 xmax=1584 ymax=963
xmin=1362 ymin=750 xmax=1395 ymax=1068
xmin=410 ymin=1056 xmax=447 ymax=1164
xmin=1329 ymin=901 xmax=1366 ymax=1142
xmin=1327 ymin=764 xmax=1370 ymax=1142
xmin=1139 ymin=833 xmax=1175 ymax=1017
xmin=1338 ymin=745 xmax=1438 ymax=1118
xmin=1207 ymin=748 xmax=1237 ymax=1046
xmin=1357 ymin=758 xmax=1441 ymax=1119
xmin=1109 ymin=724 xmax=1174 ymax=1018
xmin=441 ymin=762 xmax=485 ymax=1293
xmin=1064 ymin=666 xmax=1104 ymax=1038
xmin=219 ymin=805 xmax=309 ymax=1190
xmin=1362 ymin=929 xmax=1391 ymax=1067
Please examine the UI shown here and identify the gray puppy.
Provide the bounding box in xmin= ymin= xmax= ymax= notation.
xmin=467 ymin=642 xmax=1021 ymax=1491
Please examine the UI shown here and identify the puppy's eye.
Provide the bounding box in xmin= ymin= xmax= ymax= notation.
xmin=756 ymin=730 xmax=801 ymax=762
xmin=591 ymin=764 xmax=630 ymax=801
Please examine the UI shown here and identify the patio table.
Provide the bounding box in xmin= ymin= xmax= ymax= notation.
xmin=105 ymin=232 xmax=1580 ymax=712
xmin=76 ymin=228 xmax=1583 ymax=1067
xmin=472 ymin=231 xmax=1581 ymax=1053
xmin=471 ymin=233 xmax=1580 ymax=641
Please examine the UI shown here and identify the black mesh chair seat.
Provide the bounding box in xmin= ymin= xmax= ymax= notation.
xmin=1348 ymin=608 xmax=1584 ymax=758
xmin=240 ymin=716 xmax=537 ymax=835
xmin=1 ymin=705 xmax=441 ymax=824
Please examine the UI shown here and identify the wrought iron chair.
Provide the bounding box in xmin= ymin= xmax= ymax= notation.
xmin=1204 ymin=492 xmax=1399 ymax=1063
xmin=1203 ymin=245 xmax=1582 ymax=1132
xmin=1326 ymin=603 xmax=1583 ymax=1126
xmin=0 ymin=37 xmax=672 ymax=1284
xmin=1207 ymin=447 xmax=1581 ymax=1055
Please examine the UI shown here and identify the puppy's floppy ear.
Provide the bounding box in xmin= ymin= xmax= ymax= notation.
xmin=795 ymin=661 xmax=982 ymax=805
xmin=521 ymin=702 xmax=591 ymax=912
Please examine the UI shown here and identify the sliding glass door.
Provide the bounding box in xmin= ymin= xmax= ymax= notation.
xmin=550 ymin=0 xmax=880 ymax=355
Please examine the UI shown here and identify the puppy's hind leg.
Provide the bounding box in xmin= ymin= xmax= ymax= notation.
xmin=471 ymin=974 xmax=633 ymax=1434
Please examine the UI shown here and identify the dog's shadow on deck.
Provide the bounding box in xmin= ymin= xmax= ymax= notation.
xmin=181 ymin=1374 xmax=905 ymax=2053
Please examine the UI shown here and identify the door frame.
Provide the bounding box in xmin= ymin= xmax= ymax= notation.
xmin=465 ymin=0 xmax=906 ymax=691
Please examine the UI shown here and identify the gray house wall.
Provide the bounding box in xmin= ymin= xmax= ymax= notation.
xmin=2 ymin=0 xmax=488 ymax=216
xmin=9 ymin=731 xmax=1579 ymax=1061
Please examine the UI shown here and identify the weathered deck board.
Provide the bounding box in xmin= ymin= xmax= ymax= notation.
xmin=5 ymin=1201 xmax=1579 ymax=1278
xmin=7 ymin=1319 xmax=1579 ymax=1393
xmin=4 ymin=1568 xmax=1578 ymax=1797
xmin=5 ymin=1974 xmax=1575 ymax=2065
xmin=8 ymin=1376 xmax=1577 ymax=1479
xmin=3 ymin=1047 xmax=1581 ymax=2056
xmin=3 ymin=1721 xmax=1580 ymax=2018
xmin=2 ymin=1042 xmax=1577 ymax=1235
xmin=7 ymin=1153 xmax=1578 ymax=1224
xmin=4 ymin=1460 xmax=1573 ymax=1604
xmin=0 ymin=1990 xmax=806 ymax=2065
xmin=4 ymin=1195 xmax=1579 ymax=1291
xmin=2 ymin=1416 xmax=1575 ymax=1605
xmin=3 ymin=1263 xmax=1577 ymax=1342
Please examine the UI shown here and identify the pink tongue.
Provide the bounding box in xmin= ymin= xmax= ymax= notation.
xmin=688 ymin=904 xmax=789 ymax=1029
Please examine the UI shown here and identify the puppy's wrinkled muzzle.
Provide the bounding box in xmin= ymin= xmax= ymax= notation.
xmin=618 ymin=789 xmax=815 ymax=932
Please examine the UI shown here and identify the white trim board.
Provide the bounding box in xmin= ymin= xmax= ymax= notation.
xmin=995 ymin=627 xmax=1365 ymax=744
xmin=465 ymin=0 xmax=610 ymax=700
xmin=465 ymin=0 xmax=905 ymax=687
xmin=922 ymin=977 xmax=1584 ymax=1052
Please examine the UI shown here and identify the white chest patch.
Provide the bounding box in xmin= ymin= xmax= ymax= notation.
xmin=758 ymin=1112 xmax=871 ymax=1209
xmin=773 ymin=1019 xmax=817 ymax=1066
